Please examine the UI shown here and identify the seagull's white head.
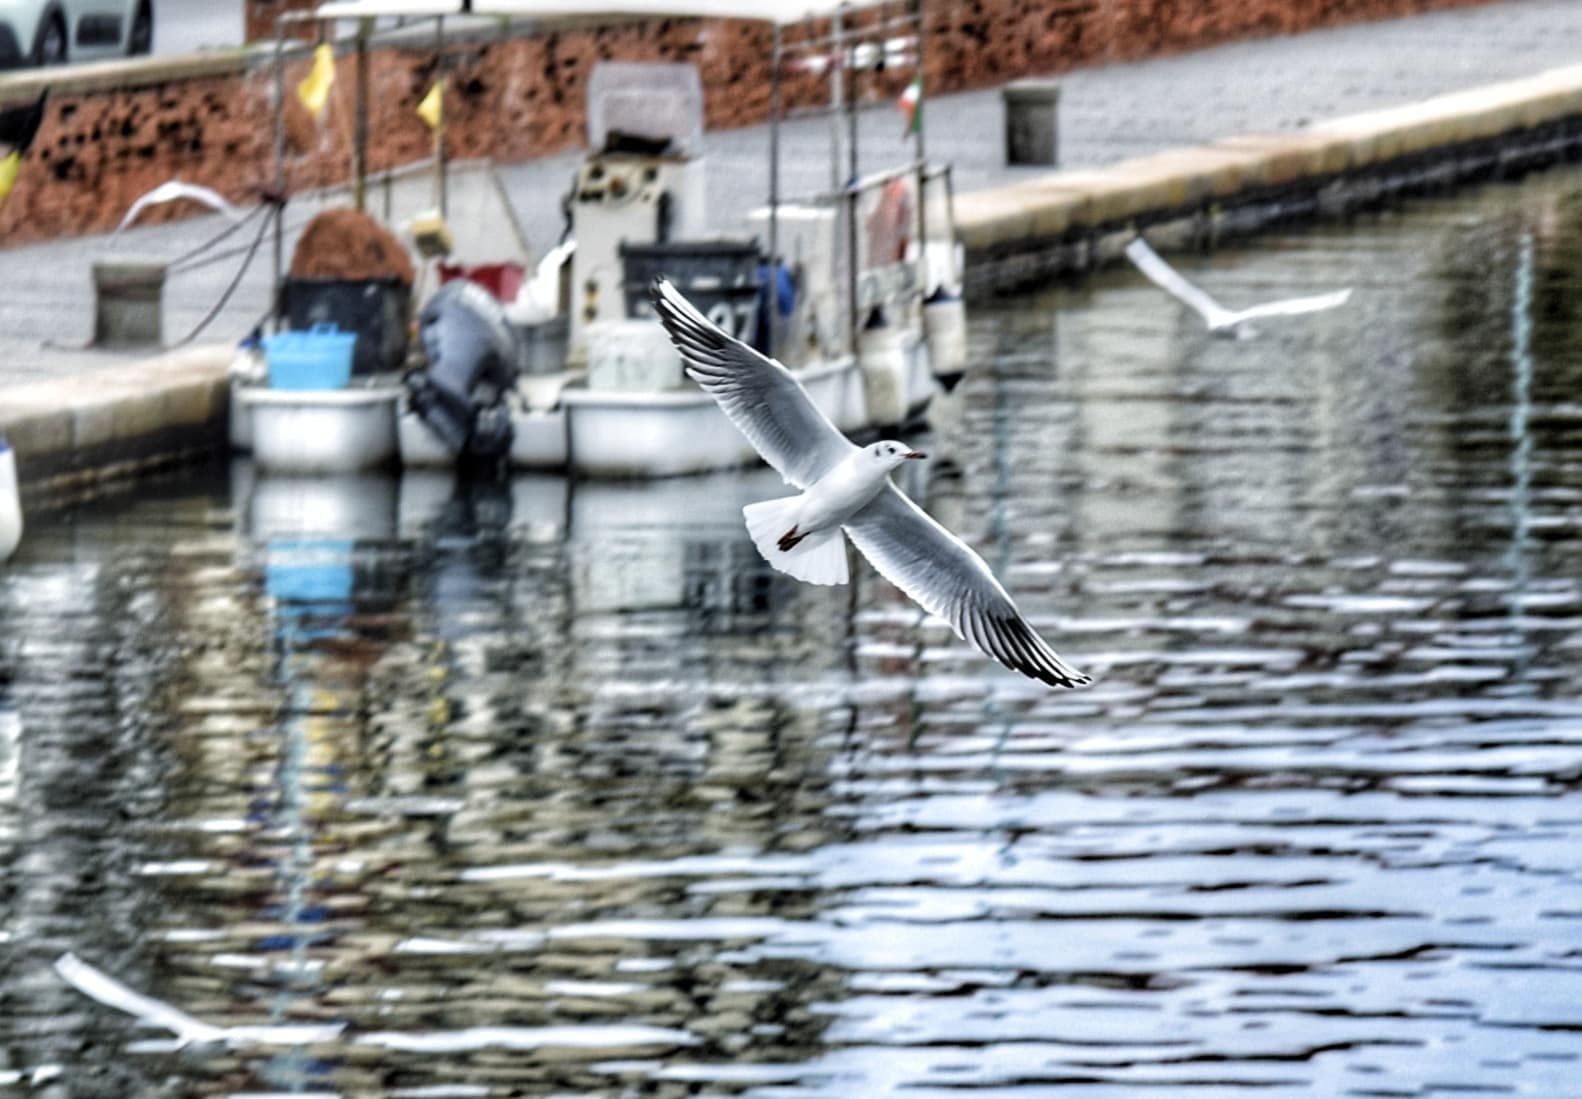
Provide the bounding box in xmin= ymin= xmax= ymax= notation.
xmin=868 ymin=439 xmax=926 ymax=470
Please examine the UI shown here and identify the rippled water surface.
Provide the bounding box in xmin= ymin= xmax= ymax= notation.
xmin=6 ymin=168 xmax=1582 ymax=1097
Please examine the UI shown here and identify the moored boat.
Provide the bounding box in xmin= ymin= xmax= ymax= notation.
xmin=239 ymin=0 xmax=966 ymax=478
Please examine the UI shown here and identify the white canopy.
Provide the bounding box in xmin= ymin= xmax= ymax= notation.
xmin=308 ymin=0 xmax=882 ymax=26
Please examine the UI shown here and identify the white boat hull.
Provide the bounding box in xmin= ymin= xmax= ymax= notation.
xmin=241 ymin=387 xmax=401 ymax=474
xmin=242 ymin=344 xmax=933 ymax=480
xmin=561 ymin=353 xmax=875 ymax=478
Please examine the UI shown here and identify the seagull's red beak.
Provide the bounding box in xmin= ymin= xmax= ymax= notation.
xmin=904 ymin=450 xmax=927 ymax=460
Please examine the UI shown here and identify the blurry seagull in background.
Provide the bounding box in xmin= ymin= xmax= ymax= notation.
xmin=650 ymin=278 xmax=1091 ymax=690
xmin=53 ymin=953 xmax=345 ymax=1050
xmin=112 ymin=180 xmax=243 ymax=239
xmin=0 ymin=432 xmax=21 ymax=562
xmin=1124 ymin=235 xmax=1351 ymax=337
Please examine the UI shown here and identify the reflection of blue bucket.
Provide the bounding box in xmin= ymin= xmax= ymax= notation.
xmin=263 ymin=324 xmax=356 ymax=390
xmin=266 ymin=538 xmax=354 ymax=610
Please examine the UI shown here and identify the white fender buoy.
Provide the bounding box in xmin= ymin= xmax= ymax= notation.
xmin=858 ymin=307 xmax=909 ymax=427
xmin=923 ymin=285 xmax=968 ymax=388
xmin=0 ymin=433 xmax=21 ymax=563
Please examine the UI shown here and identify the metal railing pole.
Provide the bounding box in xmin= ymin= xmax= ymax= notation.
xmin=768 ymin=21 xmax=781 ymax=356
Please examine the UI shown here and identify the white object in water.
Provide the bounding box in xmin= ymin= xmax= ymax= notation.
xmin=112 ymin=180 xmax=243 ymax=238
xmin=0 ymin=434 xmax=20 ymax=562
xmin=1124 ymin=236 xmax=1351 ymax=336
xmin=54 ymin=953 xmax=226 ymax=1047
xmin=651 ymin=278 xmax=1090 ymax=689
xmin=53 ymin=953 xmax=345 ymax=1049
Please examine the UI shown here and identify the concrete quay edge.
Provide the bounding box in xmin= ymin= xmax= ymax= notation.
xmin=958 ymin=61 xmax=1582 ymax=287
xmin=8 ymin=63 xmax=1582 ymax=496
xmin=0 ymin=344 xmax=231 ymax=495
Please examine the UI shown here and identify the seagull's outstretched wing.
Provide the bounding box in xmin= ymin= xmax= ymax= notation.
xmin=113 ymin=180 xmax=243 ymax=237
xmin=650 ymin=278 xmax=856 ymax=489
xmin=844 ymin=485 xmax=1091 ymax=689
xmin=54 ymin=953 xmax=346 ymax=1049
xmin=1124 ymin=237 xmax=1232 ymax=329
xmin=1229 ymin=287 xmax=1352 ymax=324
xmin=54 ymin=953 xmax=226 ymax=1047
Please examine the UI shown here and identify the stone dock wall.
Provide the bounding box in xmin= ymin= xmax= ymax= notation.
xmin=1 ymin=0 xmax=1500 ymax=247
xmin=958 ymin=62 xmax=1582 ymax=293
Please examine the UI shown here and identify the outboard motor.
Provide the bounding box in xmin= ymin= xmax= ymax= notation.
xmin=405 ymin=280 xmax=519 ymax=464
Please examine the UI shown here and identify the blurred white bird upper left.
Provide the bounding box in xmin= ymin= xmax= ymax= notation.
xmin=112 ymin=180 xmax=242 ymax=238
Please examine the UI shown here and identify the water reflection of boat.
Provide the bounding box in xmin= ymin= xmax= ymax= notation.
xmin=234 ymin=455 xmax=928 ymax=627
xmin=238 ymin=0 xmax=966 ymax=478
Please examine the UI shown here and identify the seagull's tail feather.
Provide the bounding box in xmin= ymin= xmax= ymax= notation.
xmin=744 ymin=497 xmax=849 ymax=586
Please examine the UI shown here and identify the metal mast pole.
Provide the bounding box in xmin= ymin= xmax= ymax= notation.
xmin=911 ymin=0 xmax=928 ymax=289
xmin=353 ymin=18 xmax=370 ymax=212
xmin=828 ymin=9 xmax=844 ymax=193
xmin=767 ymin=21 xmax=782 ymax=356
xmin=272 ymin=22 xmax=286 ymax=324
xmin=434 ymin=16 xmax=448 ymax=216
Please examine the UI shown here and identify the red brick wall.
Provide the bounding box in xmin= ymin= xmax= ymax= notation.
xmin=246 ymin=0 xmax=318 ymax=42
xmin=1 ymin=0 xmax=1503 ymax=247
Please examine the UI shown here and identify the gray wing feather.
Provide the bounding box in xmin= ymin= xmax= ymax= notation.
xmin=650 ymin=278 xmax=855 ymax=489
xmin=844 ymin=485 xmax=1091 ymax=689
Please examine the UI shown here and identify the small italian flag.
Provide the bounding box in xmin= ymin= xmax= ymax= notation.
xmin=899 ymin=76 xmax=922 ymax=139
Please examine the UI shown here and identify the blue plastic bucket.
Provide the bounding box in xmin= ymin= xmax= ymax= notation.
xmin=263 ymin=324 xmax=357 ymax=390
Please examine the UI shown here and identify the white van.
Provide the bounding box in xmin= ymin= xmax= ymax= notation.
xmin=0 ymin=0 xmax=153 ymax=68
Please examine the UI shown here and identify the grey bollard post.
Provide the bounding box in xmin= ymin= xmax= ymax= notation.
xmin=92 ymin=260 xmax=166 ymax=347
xmin=1003 ymin=79 xmax=1061 ymax=166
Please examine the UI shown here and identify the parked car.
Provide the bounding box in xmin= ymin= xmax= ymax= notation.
xmin=0 ymin=1 xmax=153 ymax=68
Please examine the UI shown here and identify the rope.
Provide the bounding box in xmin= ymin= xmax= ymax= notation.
xmin=168 ymin=209 xmax=274 ymax=349
xmin=165 ymin=203 xmax=268 ymax=274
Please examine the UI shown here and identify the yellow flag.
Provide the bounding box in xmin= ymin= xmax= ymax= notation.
xmin=296 ymin=42 xmax=336 ymax=119
xmin=417 ymin=79 xmax=444 ymax=132
xmin=0 ymin=150 xmax=20 ymax=206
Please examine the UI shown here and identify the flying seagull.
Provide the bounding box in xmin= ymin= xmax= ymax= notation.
xmin=53 ymin=953 xmax=345 ymax=1050
xmin=1124 ymin=236 xmax=1351 ymax=336
xmin=112 ymin=180 xmax=243 ymax=238
xmin=649 ymin=278 xmax=1091 ymax=689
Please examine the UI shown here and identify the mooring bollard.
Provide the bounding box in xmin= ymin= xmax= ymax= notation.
xmin=92 ymin=259 xmax=166 ymax=348
xmin=1003 ymin=79 xmax=1061 ymax=166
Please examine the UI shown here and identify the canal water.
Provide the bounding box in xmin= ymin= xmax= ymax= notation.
xmin=5 ymin=166 xmax=1582 ymax=1098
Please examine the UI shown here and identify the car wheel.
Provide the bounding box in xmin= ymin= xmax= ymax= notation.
xmin=128 ymin=2 xmax=153 ymax=55
xmin=31 ymin=13 xmax=67 ymax=66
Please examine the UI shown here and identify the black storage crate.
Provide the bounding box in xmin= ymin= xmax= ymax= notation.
xmin=281 ymin=277 xmax=412 ymax=376
xmin=621 ymin=240 xmax=760 ymax=347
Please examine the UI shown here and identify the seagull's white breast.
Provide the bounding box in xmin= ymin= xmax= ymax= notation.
xmin=799 ymin=453 xmax=893 ymax=533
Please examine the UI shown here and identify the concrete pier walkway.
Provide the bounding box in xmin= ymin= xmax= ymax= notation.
xmin=3 ymin=0 xmax=1582 ymax=489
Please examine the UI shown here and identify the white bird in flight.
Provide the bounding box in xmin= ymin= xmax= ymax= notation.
xmin=112 ymin=180 xmax=243 ymax=238
xmin=53 ymin=953 xmax=345 ymax=1050
xmin=650 ymin=278 xmax=1091 ymax=690
xmin=1124 ymin=236 xmax=1351 ymax=336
